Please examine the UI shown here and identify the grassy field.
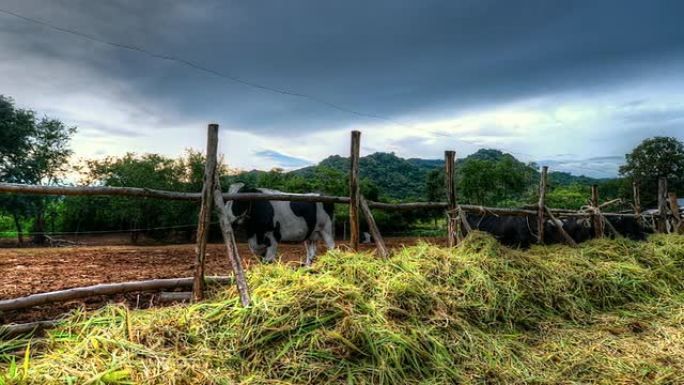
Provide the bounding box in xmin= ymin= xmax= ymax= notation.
xmin=2 ymin=232 xmax=684 ymax=384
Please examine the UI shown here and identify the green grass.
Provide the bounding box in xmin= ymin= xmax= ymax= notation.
xmin=2 ymin=232 xmax=684 ymax=384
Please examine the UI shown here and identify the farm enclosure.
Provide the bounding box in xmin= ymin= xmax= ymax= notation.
xmin=1 ymin=125 xmax=681 ymax=331
xmin=0 ymin=237 xmax=436 ymax=323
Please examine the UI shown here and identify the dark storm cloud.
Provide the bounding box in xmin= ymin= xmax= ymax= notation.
xmin=1 ymin=0 xmax=683 ymax=136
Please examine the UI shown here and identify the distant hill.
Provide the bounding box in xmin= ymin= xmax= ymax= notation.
xmin=230 ymin=149 xmax=607 ymax=202
xmin=292 ymin=152 xmax=442 ymax=200
xmin=289 ymin=149 xmax=604 ymax=201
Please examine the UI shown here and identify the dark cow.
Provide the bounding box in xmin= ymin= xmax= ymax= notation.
xmin=465 ymin=213 xmax=540 ymax=247
xmin=465 ymin=212 xmax=652 ymax=247
xmin=225 ymin=183 xmax=335 ymax=266
xmin=543 ymin=217 xmax=594 ymax=244
xmin=606 ymin=216 xmax=654 ymax=240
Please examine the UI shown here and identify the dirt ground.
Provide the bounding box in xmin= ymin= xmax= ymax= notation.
xmin=1 ymin=237 xmax=442 ymax=324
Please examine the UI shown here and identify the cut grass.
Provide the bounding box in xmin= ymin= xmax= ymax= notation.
xmin=2 ymin=232 xmax=684 ymax=384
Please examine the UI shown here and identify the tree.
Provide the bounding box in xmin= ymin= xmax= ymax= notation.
xmin=0 ymin=96 xmax=76 ymax=244
xmin=0 ymin=96 xmax=35 ymax=172
xmin=545 ymin=184 xmax=590 ymax=210
xmin=60 ymin=151 xmax=226 ymax=242
xmin=619 ymin=136 xmax=684 ymax=207
xmin=425 ymin=169 xmax=445 ymax=202
xmin=423 ymin=169 xmax=446 ymax=226
xmin=457 ymin=156 xmax=533 ymax=206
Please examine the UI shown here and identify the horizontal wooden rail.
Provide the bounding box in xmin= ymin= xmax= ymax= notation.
xmin=0 ymin=276 xmax=232 ymax=312
xmin=0 ymin=183 xmax=656 ymax=218
xmin=0 ymin=183 xmax=201 ymax=200
xmin=0 ymin=183 xmax=350 ymax=203
xmin=367 ymin=201 xmax=446 ymax=210
xmin=1 ymin=320 xmax=59 ymax=339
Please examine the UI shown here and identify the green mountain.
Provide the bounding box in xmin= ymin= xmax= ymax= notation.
xmin=234 ymin=149 xmax=606 ymax=202
xmin=292 ymin=152 xmax=444 ymax=200
xmin=291 ymin=149 xmax=603 ymax=201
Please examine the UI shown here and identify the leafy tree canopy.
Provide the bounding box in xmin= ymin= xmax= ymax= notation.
xmin=0 ymin=95 xmax=76 ymax=243
xmin=619 ymin=136 xmax=684 ymax=206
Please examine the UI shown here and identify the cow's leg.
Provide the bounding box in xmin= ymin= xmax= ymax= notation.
xmin=321 ymin=228 xmax=335 ymax=250
xmin=263 ymin=232 xmax=278 ymax=263
xmin=248 ymin=234 xmax=267 ymax=259
xmin=304 ymin=239 xmax=317 ymax=267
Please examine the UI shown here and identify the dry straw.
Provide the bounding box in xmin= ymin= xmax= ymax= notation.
xmin=2 ymin=232 xmax=684 ymax=384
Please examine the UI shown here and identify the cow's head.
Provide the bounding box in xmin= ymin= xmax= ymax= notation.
xmin=224 ymin=183 xmax=251 ymax=225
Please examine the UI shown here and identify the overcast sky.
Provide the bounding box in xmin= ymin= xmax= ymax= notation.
xmin=1 ymin=0 xmax=683 ymax=177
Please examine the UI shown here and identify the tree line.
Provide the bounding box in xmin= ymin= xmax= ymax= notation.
xmin=1 ymin=95 xmax=683 ymax=244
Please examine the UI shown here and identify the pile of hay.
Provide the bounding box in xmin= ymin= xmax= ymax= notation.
xmin=2 ymin=232 xmax=684 ymax=384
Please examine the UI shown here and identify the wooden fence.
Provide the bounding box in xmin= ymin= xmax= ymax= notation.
xmin=1 ymin=124 xmax=681 ymax=323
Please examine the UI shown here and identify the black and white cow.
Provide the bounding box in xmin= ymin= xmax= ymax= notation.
xmin=224 ymin=183 xmax=335 ymax=266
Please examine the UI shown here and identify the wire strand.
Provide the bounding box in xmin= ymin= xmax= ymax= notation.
xmin=0 ymin=7 xmax=411 ymax=128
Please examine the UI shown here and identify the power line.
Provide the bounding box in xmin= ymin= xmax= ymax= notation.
xmin=0 ymin=7 xmax=411 ymax=128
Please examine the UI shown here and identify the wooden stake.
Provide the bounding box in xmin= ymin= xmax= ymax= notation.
xmin=591 ymin=184 xmax=603 ymax=238
xmin=603 ymin=215 xmax=622 ymax=238
xmin=458 ymin=206 xmax=472 ymax=234
xmin=192 ymin=124 xmax=219 ymax=302
xmin=657 ymin=177 xmax=668 ymax=233
xmin=445 ymin=151 xmax=457 ymax=247
xmin=1 ymin=320 xmax=59 ymax=339
xmin=632 ymin=181 xmax=641 ymax=215
xmin=599 ymin=198 xmax=623 ymax=210
xmin=544 ymin=206 xmax=577 ymax=247
xmin=0 ymin=277 xmax=232 ymax=312
xmin=349 ymin=130 xmax=361 ymax=251
xmin=158 ymin=292 xmax=192 ymax=304
xmin=537 ymin=166 xmax=548 ymax=244
xmin=213 ymin=185 xmax=251 ymax=307
xmin=360 ymin=196 xmax=389 ymax=259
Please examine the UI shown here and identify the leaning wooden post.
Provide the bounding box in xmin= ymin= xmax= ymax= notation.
xmin=192 ymin=124 xmax=219 ymax=302
xmin=445 ymin=150 xmax=457 ymax=247
xmin=591 ymin=184 xmax=603 ymax=238
xmin=544 ymin=207 xmax=577 ymax=247
xmin=213 ymin=183 xmax=250 ymax=307
xmin=657 ymin=177 xmax=668 ymax=233
xmin=349 ymin=130 xmax=361 ymax=251
xmin=360 ymin=196 xmax=389 ymax=259
xmin=632 ymin=181 xmax=641 ymax=215
xmin=537 ymin=166 xmax=548 ymax=244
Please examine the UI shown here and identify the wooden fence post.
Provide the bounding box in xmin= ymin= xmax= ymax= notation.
xmin=360 ymin=196 xmax=389 ymax=258
xmin=657 ymin=177 xmax=668 ymax=233
xmin=213 ymin=184 xmax=250 ymax=307
xmin=668 ymin=192 xmax=682 ymax=234
xmin=445 ymin=150 xmax=457 ymax=247
xmin=192 ymin=124 xmax=219 ymax=302
xmin=632 ymin=181 xmax=641 ymax=215
xmin=349 ymin=130 xmax=361 ymax=251
xmin=591 ymin=184 xmax=603 ymax=238
xmin=537 ymin=166 xmax=548 ymax=244
xmin=544 ymin=207 xmax=578 ymax=247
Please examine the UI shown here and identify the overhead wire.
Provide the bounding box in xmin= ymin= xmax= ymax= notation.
xmin=0 ymin=7 xmax=411 ymax=128
xmin=0 ymin=7 xmax=622 ymax=179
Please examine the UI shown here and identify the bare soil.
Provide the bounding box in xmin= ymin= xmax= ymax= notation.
xmin=0 ymin=237 xmax=442 ymax=324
